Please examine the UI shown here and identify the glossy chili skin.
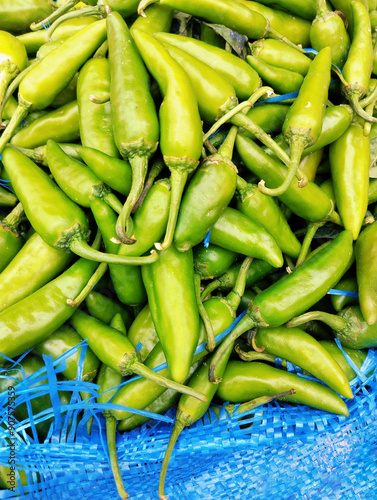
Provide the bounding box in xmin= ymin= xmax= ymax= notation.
xmin=127 ymin=304 xmax=159 ymax=363
xmin=355 ymin=221 xmax=377 ymax=325
xmin=250 ymin=39 xmax=312 ymax=76
xmin=193 ymin=245 xmax=238 ymax=280
xmin=253 ymin=0 xmax=317 ymax=20
xmin=0 ymin=0 xmax=53 ymax=33
xmin=0 ymin=231 xmax=73 ymax=312
xmin=236 ymin=176 xmax=301 ymax=258
xmin=217 ymin=361 xmax=349 ymax=416
xmin=235 ymin=133 xmax=333 ymax=221
xmin=155 ymin=32 xmax=260 ymax=102
xmin=77 ymin=57 xmax=119 ymax=158
xmin=253 ymin=326 xmax=353 ymax=398
xmin=0 ymin=203 xmax=23 ymax=273
xmin=85 ymin=291 xmax=134 ymax=330
xmin=330 ymin=276 xmax=359 ymax=312
xmin=0 ymin=256 xmax=99 ymax=365
xmin=319 ymin=340 xmax=367 ymax=382
xmin=10 ymin=100 xmax=80 ymax=149
xmin=34 ymin=324 xmax=100 ymax=382
xmin=0 ymin=31 xmax=28 ymax=105
xmin=310 ymin=0 xmax=350 ymax=68
xmin=174 ymin=154 xmax=238 ymax=252
xmin=246 ymin=55 xmax=304 ymax=94
xmin=0 ymin=185 xmax=17 ymax=207
xmin=142 ymin=246 xmax=200 ymax=383
xmin=329 ymin=121 xmax=369 ymax=240
xmin=240 ymin=103 xmax=290 ymax=140
xmin=130 ymin=3 xmax=173 ymax=34
xmin=77 ymin=146 xmax=132 ymax=197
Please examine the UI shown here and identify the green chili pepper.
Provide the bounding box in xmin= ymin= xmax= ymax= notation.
xmin=329 ymin=121 xmax=369 ymax=240
xmin=85 ymin=290 xmax=134 ymax=330
xmin=252 ymin=326 xmax=353 ymax=398
xmin=1 ymin=147 xmax=159 ymax=265
xmin=70 ymin=309 xmax=208 ymax=401
xmin=355 ymin=221 xmax=377 ymax=325
xmin=253 ymin=0 xmax=317 ymax=20
xmin=0 ymin=185 xmax=17 ymax=208
xmin=132 ymin=29 xmax=203 ymax=251
xmin=259 ymin=46 xmax=332 ymax=196
xmin=45 ymin=140 xmax=123 ymax=213
xmin=0 ymin=231 xmax=73 ymax=312
xmin=0 ymin=0 xmax=53 ymax=33
xmin=106 ymin=12 xmax=159 ymax=245
xmin=235 ymin=175 xmax=301 ymax=258
xmin=9 ymin=100 xmax=80 ymax=149
xmin=77 ymin=146 xmax=132 ymax=197
xmin=209 ymin=230 xmax=354 ymax=376
xmin=310 ymin=0 xmax=350 ymax=68
xmin=127 ymin=304 xmax=159 ymax=362
xmin=239 ymin=103 xmax=290 ymax=140
xmin=0 ymin=202 xmax=24 ymax=273
xmin=319 ymin=340 xmax=367 ymax=381
xmin=342 ymin=1 xmax=374 ymax=122
xmin=330 ymin=276 xmax=359 ymax=312
xmin=246 ymin=55 xmax=304 ymax=94
xmin=250 ymin=39 xmax=312 ymax=77
xmin=287 ymin=305 xmax=377 ymax=349
xmin=0 ymin=31 xmax=28 ymax=110
xmin=217 ymin=361 xmax=349 ymax=415
xmin=96 ymin=313 xmax=129 ymax=500
xmin=130 ymin=3 xmax=173 ymax=34
xmin=193 ymin=245 xmax=238 ymax=280
xmin=34 ymin=324 xmax=100 ymax=382
xmin=199 ymin=24 xmax=225 ymax=49
xmin=0 ymin=19 xmax=108 ymax=153
xmin=77 ymin=56 xmax=119 ymax=158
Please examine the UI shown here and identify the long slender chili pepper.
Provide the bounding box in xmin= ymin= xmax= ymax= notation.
xmin=355 ymin=221 xmax=377 ymax=325
xmin=0 ymin=202 xmax=24 ymax=272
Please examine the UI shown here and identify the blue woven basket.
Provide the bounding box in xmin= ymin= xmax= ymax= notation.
xmin=1 ymin=342 xmax=376 ymax=500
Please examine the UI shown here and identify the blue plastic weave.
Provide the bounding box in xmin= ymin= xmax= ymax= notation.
xmin=1 ymin=343 xmax=376 ymax=500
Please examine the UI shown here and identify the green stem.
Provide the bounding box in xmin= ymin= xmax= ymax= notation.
xmin=203 ymin=101 xmax=252 ymax=142
xmin=158 ymin=419 xmax=185 ymax=500
xmin=316 ymin=0 xmax=330 ymax=16
xmin=226 ymin=389 xmax=296 ymax=416
xmin=363 ymin=98 xmax=377 ymax=137
xmin=208 ymin=315 xmax=256 ymax=383
xmin=349 ymin=93 xmax=377 ymax=123
xmin=200 ymin=279 xmax=221 ymax=301
xmin=155 ymin=169 xmax=188 ymax=251
xmin=103 ymin=192 xmax=124 ymax=215
xmin=70 ymin=239 xmax=159 ymax=265
xmin=258 ymin=135 xmax=307 ymax=196
xmin=116 ymin=155 xmax=149 ymax=244
xmin=67 ymin=262 xmax=108 ymax=307
xmin=138 ymin=0 xmax=159 ymax=16
xmin=359 ymin=81 xmax=377 ymax=108
xmin=0 ymin=72 xmax=13 ymax=114
xmin=286 ymin=310 xmax=348 ymax=331
xmin=236 ymin=175 xmax=248 ymax=192
xmin=132 ymin=157 xmax=165 ymax=212
xmin=3 ymin=202 xmax=24 ymax=228
xmin=217 ymin=125 xmax=238 ymax=160
xmin=0 ymin=99 xmax=31 ymax=154
xmin=131 ymin=362 xmax=208 ymax=402
xmin=194 ymin=274 xmax=216 ymax=352
xmin=235 ymin=344 xmax=276 ymax=363
xmin=295 ymin=221 xmax=322 ymax=267
xmin=30 ymin=0 xmax=81 ymax=31
xmin=106 ymin=416 xmax=129 ymax=500
xmin=226 ymin=257 xmax=253 ymax=311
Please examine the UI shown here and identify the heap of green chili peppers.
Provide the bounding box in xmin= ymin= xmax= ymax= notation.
xmin=1 ymin=0 xmax=377 ymax=497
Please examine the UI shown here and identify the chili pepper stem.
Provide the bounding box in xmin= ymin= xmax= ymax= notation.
xmin=208 ymin=315 xmax=256 ymax=383
xmin=349 ymin=93 xmax=377 ymax=123
xmin=69 ymin=239 xmax=160 ymax=265
xmin=131 ymin=361 xmax=208 ymax=402
xmin=132 ymin=158 xmax=165 ymax=213
xmin=3 ymin=202 xmax=24 ymax=228
xmin=30 ymin=0 xmax=81 ymax=31
xmin=0 ymin=99 xmax=31 ymax=154
xmin=116 ymin=155 xmax=149 ymax=244
xmin=0 ymin=72 xmax=14 ymax=114
xmin=225 ymin=389 xmax=296 ymax=416
xmin=45 ymin=5 xmax=106 ymax=42
xmin=359 ymin=81 xmax=377 ymax=108
xmin=138 ymin=0 xmax=159 ymax=16
xmin=194 ymin=274 xmax=216 ymax=352
xmin=158 ymin=419 xmax=185 ymax=500
xmin=235 ymin=344 xmax=276 ymax=363
xmin=103 ymin=193 xmax=123 ymax=215
xmin=226 ymin=257 xmax=253 ymax=311
xmin=106 ymin=416 xmax=129 ymax=500
xmin=0 ymin=62 xmax=38 ymax=122
xmin=155 ymin=169 xmax=188 ymax=251
xmin=295 ymin=219 xmax=327 ymax=267
xmin=286 ymin=310 xmax=348 ymax=331
xmin=363 ymin=100 xmax=376 ymax=137
xmin=258 ymin=136 xmax=307 ymax=196
xmin=67 ymin=262 xmax=108 ymax=307
xmin=201 ymin=279 xmax=221 ymax=301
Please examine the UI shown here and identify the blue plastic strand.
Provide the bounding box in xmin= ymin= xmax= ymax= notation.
xmin=203 ymin=229 xmax=211 ymax=248
xmin=327 ymin=289 xmax=359 ymax=297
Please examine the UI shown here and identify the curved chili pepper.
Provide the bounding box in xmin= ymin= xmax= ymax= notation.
xmin=355 ymin=221 xmax=377 ymax=325
xmin=0 ymin=231 xmax=72 ymax=312
xmin=132 ymin=29 xmax=203 ymax=251
xmin=127 ymin=304 xmax=159 ymax=362
xmin=329 ymin=121 xmax=369 ymax=240
xmin=287 ymin=305 xmax=377 ymax=349
xmin=319 ymin=340 xmax=367 ymax=381
xmin=259 ymin=46 xmax=332 ymax=196
xmin=193 ymin=245 xmax=238 ymax=280
xmin=9 ymin=100 xmax=80 ymax=149
xmin=0 ymin=19 xmax=108 ymax=153
xmin=77 ymin=146 xmax=132 ymax=197
xmin=70 ymin=309 xmax=208 ymax=402
xmin=236 ymin=175 xmax=301 ymax=258
xmin=209 ymin=230 xmax=354 ymax=375
xmin=45 ymin=140 xmax=123 ymax=213
xmin=107 ymin=12 xmax=159 ymax=244
xmin=217 ymin=361 xmax=349 ymax=415
xmin=252 ymin=326 xmax=353 ymax=398
xmin=85 ymin=290 xmax=134 ymax=330
xmin=0 ymin=202 xmax=24 ymax=273
xmin=1 ymin=147 xmax=159 ymax=265
xmin=246 ymin=55 xmax=304 ymax=94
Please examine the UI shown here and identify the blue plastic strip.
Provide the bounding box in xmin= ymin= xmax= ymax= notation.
xmin=327 ymin=289 xmax=359 ymax=297
xmin=334 ymin=338 xmax=366 ymax=383
xmin=203 ymin=229 xmax=211 ymax=248
xmin=42 ymin=20 xmax=50 ymax=30
xmin=0 ymin=180 xmax=15 ymax=193
xmin=135 ymin=342 xmax=143 ymax=352
xmin=303 ymin=48 xmax=319 ymax=55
